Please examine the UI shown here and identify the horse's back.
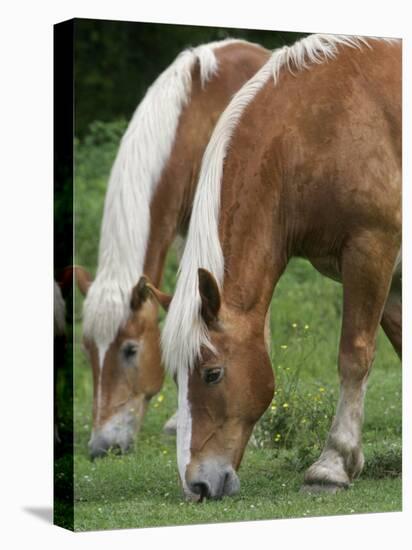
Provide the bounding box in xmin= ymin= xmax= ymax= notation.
xmin=240 ymin=40 xmax=400 ymax=234
xmin=257 ymin=39 xmax=401 ymax=168
xmin=218 ymin=39 xmax=401 ymax=270
xmin=213 ymin=41 xmax=271 ymax=87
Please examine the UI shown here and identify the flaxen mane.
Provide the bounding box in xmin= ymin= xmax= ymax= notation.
xmin=162 ymin=33 xmax=398 ymax=376
xmin=82 ymin=39 xmax=247 ymax=349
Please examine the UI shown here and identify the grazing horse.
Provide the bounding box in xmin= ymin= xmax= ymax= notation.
xmin=154 ymin=34 xmax=401 ymax=500
xmin=77 ymin=39 xmax=270 ymax=458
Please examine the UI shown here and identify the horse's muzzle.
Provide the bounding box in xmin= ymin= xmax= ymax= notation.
xmin=186 ymin=460 xmax=240 ymax=501
xmin=88 ymin=427 xmax=132 ymax=460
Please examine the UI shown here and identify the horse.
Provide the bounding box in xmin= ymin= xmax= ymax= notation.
xmin=76 ymin=39 xmax=271 ymax=459
xmin=146 ymin=34 xmax=401 ymax=500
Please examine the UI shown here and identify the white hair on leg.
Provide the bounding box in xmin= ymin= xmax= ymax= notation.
xmin=305 ymin=378 xmax=368 ymax=487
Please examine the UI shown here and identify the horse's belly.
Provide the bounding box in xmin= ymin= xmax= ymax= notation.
xmin=308 ymin=256 xmax=342 ymax=283
xmin=390 ymin=249 xmax=402 ymax=294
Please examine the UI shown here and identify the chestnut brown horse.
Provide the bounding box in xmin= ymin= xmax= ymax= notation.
xmin=77 ymin=39 xmax=270 ymax=458
xmin=156 ymin=34 xmax=401 ymax=500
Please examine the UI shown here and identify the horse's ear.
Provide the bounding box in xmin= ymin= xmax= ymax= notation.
xmin=74 ymin=266 xmax=93 ymax=296
xmin=57 ymin=266 xmax=75 ymax=295
xmin=131 ymin=276 xmax=172 ymax=312
xmin=198 ymin=268 xmax=221 ymax=326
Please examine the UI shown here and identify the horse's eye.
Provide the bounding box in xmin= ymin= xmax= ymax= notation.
xmin=202 ymin=367 xmax=224 ymax=385
xmin=123 ymin=343 xmax=138 ymax=360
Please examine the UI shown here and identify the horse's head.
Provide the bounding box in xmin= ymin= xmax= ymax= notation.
xmin=148 ymin=269 xmax=274 ymax=500
xmin=76 ymin=268 xmax=166 ymax=459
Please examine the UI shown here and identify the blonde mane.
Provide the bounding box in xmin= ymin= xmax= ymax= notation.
xmin=82 ymin=38 xmax=246 ymax=348
xmin=162 ymin=33 xmax=399 ymax=376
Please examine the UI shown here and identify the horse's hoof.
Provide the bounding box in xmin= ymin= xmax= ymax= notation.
xmin=163 ymin=412 xmax=177 ymax=435
xmin=163 ymin=424 xmax=177 ymax=436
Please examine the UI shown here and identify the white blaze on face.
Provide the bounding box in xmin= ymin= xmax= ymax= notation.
xmin=177 ymin=369 xmax=192 ymax=495
xmin=96 ymin=342 xmax=109 ymax=425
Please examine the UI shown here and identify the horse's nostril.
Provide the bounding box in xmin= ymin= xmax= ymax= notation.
xmin=89 ymin=436 xmax=111 ymax=460
xmin=191 ymin=482 xmax=211 ymax=501
xmin=89 ymin=446 xmax=108 ymax=461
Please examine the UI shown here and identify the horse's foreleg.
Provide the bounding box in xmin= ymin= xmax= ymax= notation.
xmin=264 ymin=306 xmax=272 ymax=354
xmin=381 ymin=294 xmax=402 ymax=358
xmin=303 ymin=232 xmax=399 ymax=492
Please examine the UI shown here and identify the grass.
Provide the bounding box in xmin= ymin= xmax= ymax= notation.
xmin=71 ymin=259 xmax=402 ymax=532
xmin=73 ymin=373 xmax=401 ymax=532
xmin=68 ymin=121 xmax=402 ymax=531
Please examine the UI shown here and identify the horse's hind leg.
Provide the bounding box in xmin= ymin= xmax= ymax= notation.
xmin=381 ymin=263 xmax=402 ymax=358
xmin=163 ymin=410 xmax=178 ymax=435
xmin=303 ymin=232 xmax=400 ymax=492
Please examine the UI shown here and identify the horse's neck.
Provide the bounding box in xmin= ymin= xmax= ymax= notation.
xmin=142 ymin=91 xmax=217 ymax=285
xmin=220 ymin=186 xmax=287 ymax=323
xmin=143 ymin=50 xmax=267 ymax=286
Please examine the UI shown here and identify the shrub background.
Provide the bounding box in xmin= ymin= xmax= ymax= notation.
xmin=75 ymin=19 xmax=307 ymax=136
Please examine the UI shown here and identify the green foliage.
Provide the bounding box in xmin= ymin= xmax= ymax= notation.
xmin=363 ymin=441 xmax=402 ymax=479
xmin=74 ymin=119 xmax=127 ymax=272
xmin=252 ymin=262 xmax=341 ymax=458
xmin=74 ymin=19 xmax=307 ymax=136
xmin=253 ymin=359 xmax=337 ymax=455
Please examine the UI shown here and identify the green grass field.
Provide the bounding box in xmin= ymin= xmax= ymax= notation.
xmin=70 ymin=121 xmax=402 ymax=532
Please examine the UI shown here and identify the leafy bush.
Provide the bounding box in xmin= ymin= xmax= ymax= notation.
xmin=363 ymin=442 xmax=402 ymax=478
xmin=75 ymin=119 xmax=128 ymax=272
xmin=253 ymin=323 xmax=337 ymax=466
xmin=252 ymin=321 xmax=401 ymax=476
